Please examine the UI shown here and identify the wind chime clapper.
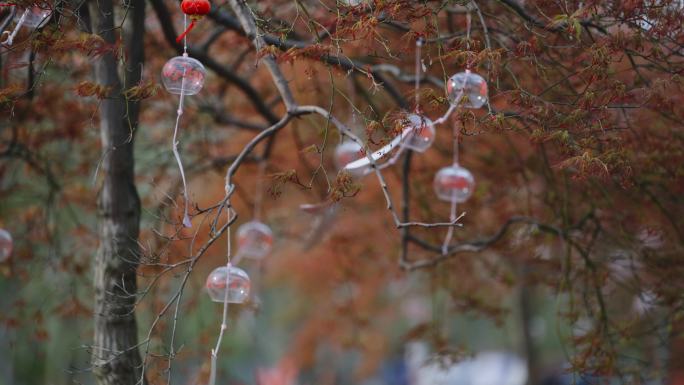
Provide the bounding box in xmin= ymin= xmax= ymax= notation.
xmin=0 ymin=2 xmax=52 ymax=46
xmin=160 ymin=0 xmax=210 ymax=228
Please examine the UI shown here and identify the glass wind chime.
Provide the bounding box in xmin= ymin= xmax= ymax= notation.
xmin=160 ymin=0 xmax=257 ymax=304
xmin=0 ymin=2 xmax=51 ymax=46
xmin=435 ymin=10 xmax=484 ymax=255
xmin=204 ymin=164 xmax=275 ymax=385
xmin=338 ymin=12 xmax=487 ymax=255
xmin=160 ymin=0 xmax=209 ymax=227
xmin=159 ymin=2 xmax=257 ymax=383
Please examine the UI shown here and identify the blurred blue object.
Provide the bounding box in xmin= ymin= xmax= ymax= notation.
xmin=382 ymin=357 xmax=410 ymax=385
xmin=539 ymin=371 xmax=603 ymax=385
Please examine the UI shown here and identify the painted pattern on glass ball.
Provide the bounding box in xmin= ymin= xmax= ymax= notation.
xmin=161 ymin=55 xmax=207 ymax=95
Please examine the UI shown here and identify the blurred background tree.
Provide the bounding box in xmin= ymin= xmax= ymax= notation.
xmin=0 ymin=0 xmax=682 ymax=385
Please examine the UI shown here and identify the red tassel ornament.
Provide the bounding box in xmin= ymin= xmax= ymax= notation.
xmin=176 ymin=0 xmax=211 ymax=43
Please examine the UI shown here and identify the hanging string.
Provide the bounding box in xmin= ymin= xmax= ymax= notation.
xmin=441 ymin=119 xmax=461 ymax=255
xmin=183 ymin=14 xmax=188 ymax=53
xmin=414 ymin=37 xmax=424 ymax=112
xmin=384 ymin=36 xmax=425 ymax=162
xmin=469 ymin=0 xmax=494 ymax=114
xmin=172 ymin=66 xmax=192 ymax=227
xmin=442 ymin=201 xmax=458 ymax=255
xmin=452 ymin=119 xmax=460 ymax=167
xmin=465 ymin=9 xmax=472 ymax=70
xmin=253 ymin=160 xmax=266 ymax=221
xmin=210 ymin=243 xmax=232 ymax=385
xmin=170 ymin=14 xmax=192 ymax=228
xmin=441 ymin=7 xmax=468 ymax=254
xmin=344 ymin=73 xmax=365 ymax=143
xmin=454 ymin=7 xmax=470 ymax=242
xmin=347 ymin=72 xmax=357 ymax=127
xmin=210 ymin=184 xmax=235 ymax=385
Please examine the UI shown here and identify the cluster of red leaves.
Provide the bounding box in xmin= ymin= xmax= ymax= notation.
xmin=123 ymin=79 xmax=159 ymax=101
xmin=277 ymin=44 xmax=333 ymax=65
xmin=33 ymin=32 xmax=119 ymax=58
xmin=74 ymin=80 xmax=110 ymax=99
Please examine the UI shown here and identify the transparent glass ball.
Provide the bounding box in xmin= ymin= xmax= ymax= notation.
xmin=237 ymin=221 xmax=273 ymax=259
xmin=447 ymin=70 xmax=488 ymax=109
xmin=205 ymin=265 xmax=251 ymax=303
xmin=433 ymin=164 xmax=475 ymax=203
xmin=161 ymin=55 xmax=206 ymax=95
xmin=0 ymin=229 xmax=12 ymax=262
xmin=20 ymin=4 xmax=52 ymax=29
xmin=402 ymin=114 xmax=435 ymax=153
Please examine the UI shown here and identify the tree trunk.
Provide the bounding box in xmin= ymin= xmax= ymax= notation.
xmin=89 ymin=0 xmax=146 ymax=384
xmin=669 ymin=320 xmax=684 ymax=385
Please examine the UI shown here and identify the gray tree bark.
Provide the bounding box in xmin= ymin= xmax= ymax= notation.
xmin=89 ymin=0 xmax=146 ymax=384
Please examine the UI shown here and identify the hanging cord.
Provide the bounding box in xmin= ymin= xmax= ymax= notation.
xmin=183 ymin=14 xmax=188 ymax=53
xmin=441 ymin=119 xmax=461 ymax=255
xmin=250 ymin=258 xmax=264 ymax=322
xmin=441 ymin=9 xmax=471 ymax=255
xmin=392 ymin=36 xmax=426 ymax=158
xmin=414 ymin=37 xmax=424 ymax=112
xmin=343 ymin=73 xmax=365 ymax=146
xmin=0 ymin=8 xmax=27 ymax=46
xmin=210 ymin=184 xmax=236 ymax=385
xmin=172 ymin=63 xmax=192 ymax=227
xmin=404 ymin=37 xmax=424 ymax=148
xmin=347 ymin=71 xmax=357 ymax=129
xmin=465 ymin=9 xmax=472 ymax=70
xmin=171 ymin=13 xmax=192 ymax=227
xmin=468 ymin=0 xmax=493 ymax=114
xmin=253 ymin=160 xmax=266 ymax=221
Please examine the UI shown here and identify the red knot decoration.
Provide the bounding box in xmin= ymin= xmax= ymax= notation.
xmin=176 ymin=0 xmax=211 ymax=44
